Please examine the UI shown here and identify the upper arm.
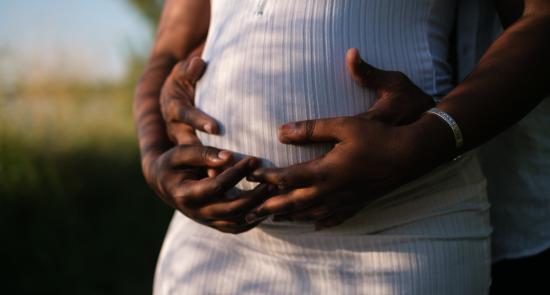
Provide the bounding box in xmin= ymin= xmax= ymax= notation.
xmin=153 ymin=0 xmax=211 ymax=61
xmin=494 ymin=0 xmax=524 ymax=28
xmin=495 ymin=0 xmax=550 ymax=28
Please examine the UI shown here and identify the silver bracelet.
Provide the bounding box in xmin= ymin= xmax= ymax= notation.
xmin=425 ymin=107 xmax=464 ymax=149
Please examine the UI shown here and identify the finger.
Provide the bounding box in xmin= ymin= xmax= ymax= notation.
xmin=197 ymin=184 xmax=272 ymax=220
xmin=177 ymin=105 xmax=220 ymax=134
xmin=170 ymin=103 xmax=220 ymax=134
xmin=314 ymin=205 xmax=363 ymax=231
xmin=167 ymin=59 xmax=219 ymax=134
xmin=245 ymin=187 xmax=322 ymax=224
xmin=168 ymin=145 xmax=233 ymax=168
xmin=173 ymin=58 xmax=207 ymax=86
xmin=356 ymin=107 xmax=404 ymax=125
xmin=346 ymin=48 xmax=390 ymax=92
xmin=278 ymin=117 xmax=347 ymax=144
xmin=166 ymin=122 xmax=201 ymax=145
xmin=184 ymin=156 xmax=260 ymax=204
xmin=248 ymin=159 xmax=324 ymax=189
xmin=210 ymin=156 xmax=260 ymax=193
xmin=184 ymin=57 xmax=207 ymax=85
xmin=273 ymin=204 xmax=333 ymax=223
xmin=207 ymin=168 xmax=219 ymax=178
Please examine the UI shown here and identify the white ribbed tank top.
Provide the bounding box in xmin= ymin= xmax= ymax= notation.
xmin=154 ymin=1 xmax=493 ymax=293
xmin=196 ymin=0 xmax=456 ymax=174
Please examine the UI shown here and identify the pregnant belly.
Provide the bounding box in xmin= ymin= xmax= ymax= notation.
xmin=195 ymin=0 xmax=436 ymax=189
xmin=195 ymin=47 xmax=376 ymax=175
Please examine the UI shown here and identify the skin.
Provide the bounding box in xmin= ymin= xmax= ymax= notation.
xmin=244 ymin=49 xmax=436 ymax=228
xmin=134 ymin=0 xmax=272 ymax=234
xmin=136 ymin=0 xmax=550 ymax=233
xmin=248 ymin=0 xmax=550 ymax=228
xmin=248 ymin=0 xmax=550 ymax=229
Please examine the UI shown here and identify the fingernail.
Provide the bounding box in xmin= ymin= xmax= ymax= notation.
xmin=204 ymin=123 xmax=214 ymax=134
xmin=279 ymin=123 xmax=297 ymax=144
xmin=217 ymin=150 xmax=231 ymax=160
xmin=207 ymin=168 xmax=218 ymax=177
xmin=281 ymin=123 xmax=296 ymax=131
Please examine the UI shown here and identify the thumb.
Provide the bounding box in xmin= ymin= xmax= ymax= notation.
xmin=184 ymin=57 xmax=207 ymax=85
xmin=346 ymin=48 xmax=389 ymax=91
xmin=278 ymin=117 xmax=345 ymax=144
xmin=173 ymin=57 xmax=207 ymax=86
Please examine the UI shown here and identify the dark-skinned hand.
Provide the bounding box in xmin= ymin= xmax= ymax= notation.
xmin=158 ymin=48 xmax=435 ymax=231
xmin=244 ymin=48 xmax=435 ymax=230
xmin=145 ymin=56 xmax=270 ymax=234
xmin=160 ymin=57 xmax=220 ymax=145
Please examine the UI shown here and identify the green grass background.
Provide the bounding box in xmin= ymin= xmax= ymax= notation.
xmin=0 ymin=80 xmax=173 ymax=295
xmin=0 ymin=2 xmax=174 ymax=294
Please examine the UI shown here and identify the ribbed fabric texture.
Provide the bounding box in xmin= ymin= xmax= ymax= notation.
xmin=480 ymin=98 xmax=550 ymax=262
xmin=154 ymin=1 xmax=492 ymax=293
xmin=196 ymin=0 xmax=456 ymax=173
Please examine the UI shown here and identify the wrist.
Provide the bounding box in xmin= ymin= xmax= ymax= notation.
xmin=140 ymin=149 xmax=165 ymax=185
xmin=397 ymin=113 xmax=457 ymax=177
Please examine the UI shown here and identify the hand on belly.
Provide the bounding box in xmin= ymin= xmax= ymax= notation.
xmin=152 ymin=57 xmax=273 ymax=235
xmin=161 ymin=49 xmax=434 ymax=231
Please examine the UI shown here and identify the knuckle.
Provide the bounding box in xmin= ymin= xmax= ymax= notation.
xmin=178 ymin=106 xmax=193 ymax=123
xmin=201 ymin=146 xmax=217 ymax=162
xmin=224 ymin=203 xmax=248 ymax=218
xmin=174 ymin=61 xmax=188 ymax=80
xmin=304 ymin=120 xmax=317 ymax=139
xmin=210 ymin=181 xmax=226 ymax=196
xmin=213 ymin=206 xmax=233 ymax=219
xmin=276 ymin=174 xmax=290 ymax=189
xmin=169 ymin=105 xmax=182 ymax=123
xmin=174 ymin=190 xmax=193 ymax=208
xmin=262 ymin=199 xmax=280 ymax=212
xmin=174 ymin=196 xmax=190 ymax=210
xmin=198 ymin=207 xmax=215 ymax=219
xmin=337 ymin=117 xmax=359 ymax=133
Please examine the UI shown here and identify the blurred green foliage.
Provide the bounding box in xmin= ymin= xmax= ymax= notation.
xmin=129 ymin=0 xmax=162 ymax=25
xmin=0 ymin=1 xmax=175 ymax=294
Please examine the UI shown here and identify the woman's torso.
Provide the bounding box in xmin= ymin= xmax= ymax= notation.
xmin=194 ymin=0 xmax=488 ymax=234
xmin=196 ymin=0 xmax=456 ymax=172
xmin=153 ymin=3 xmax=493 ymax=292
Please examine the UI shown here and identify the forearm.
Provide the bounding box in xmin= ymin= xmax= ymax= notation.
xmin=407 ymin=3 xmax=550 ymax=171
xmin=134 ymin=57 xmax=175 ymax=183
xmin=152 ymin=0 xmax=210 ymax=61
xmin=133 ymin=0 xmax=210 ymax=181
